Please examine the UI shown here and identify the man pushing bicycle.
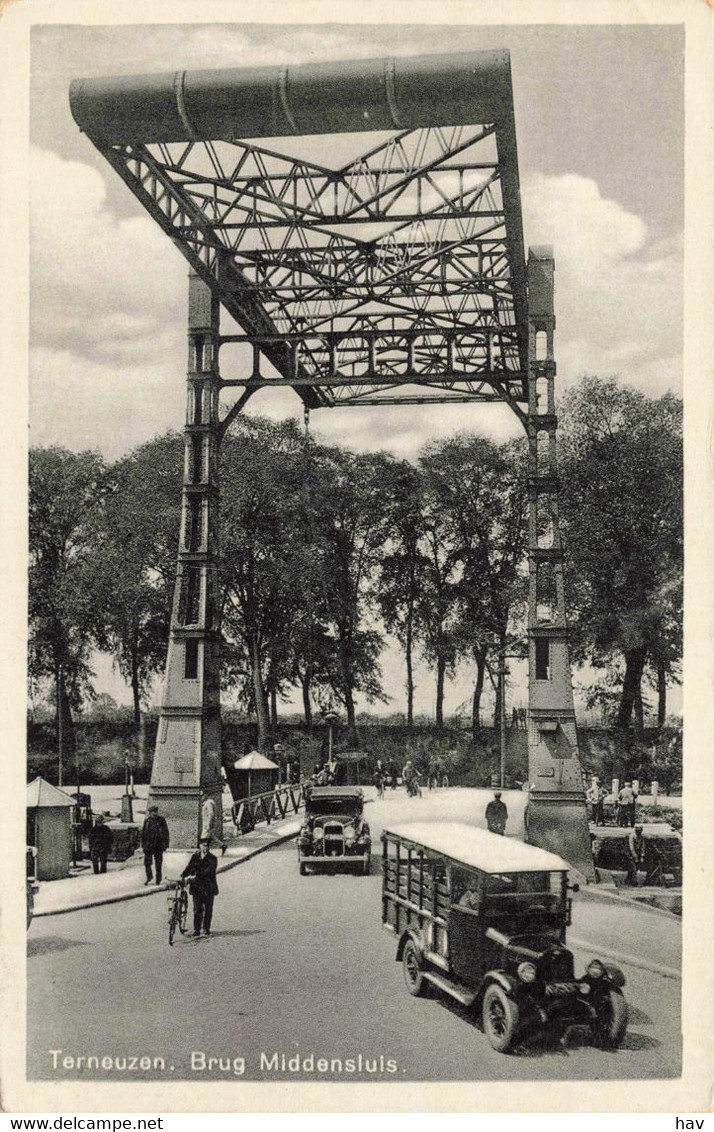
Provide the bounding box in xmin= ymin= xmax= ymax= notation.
xmin=181 ymin=837 xmax=219 ymax=937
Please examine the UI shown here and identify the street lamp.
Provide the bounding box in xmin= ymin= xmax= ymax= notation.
xmin=324 ymin=710 xmax=338 ymax=767
xmin=495 ymin=661 xmax=508 ymax=789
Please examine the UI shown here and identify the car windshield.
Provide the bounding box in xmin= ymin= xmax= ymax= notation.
xmin=308 ymin=798 xmax=362 ymax=817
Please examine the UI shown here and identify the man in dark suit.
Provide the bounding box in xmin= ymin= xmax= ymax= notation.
xmin=141 ymin=804 xmax=170 ymax=885
xmin=88 ymin=815 xmax=113 ymax=874
xmin=181 ymin=837 xmax=219 ymax=937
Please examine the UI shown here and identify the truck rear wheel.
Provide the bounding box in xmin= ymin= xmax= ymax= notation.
xmin=402 ymin=940 xmax=426 ymax=996
xmin=482 ymin=983 xmax=520 ymax=1052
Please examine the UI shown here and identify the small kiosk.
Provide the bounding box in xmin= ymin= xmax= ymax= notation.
xmin=26 ymin=777 xmax=75 ymax=880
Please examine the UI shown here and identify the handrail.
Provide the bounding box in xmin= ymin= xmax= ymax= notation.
xmin=229 ymin=782 xmax=306 ymax=835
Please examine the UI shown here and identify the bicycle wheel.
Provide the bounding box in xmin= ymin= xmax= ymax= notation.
xmin=168 ymin=903 xmax=179 ymax=946
xmin=178 ymin=890 xmax=189 ymax=934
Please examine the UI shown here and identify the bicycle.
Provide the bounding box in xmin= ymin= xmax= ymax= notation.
xmin=167 ymin=878 xmax=189 ymax=945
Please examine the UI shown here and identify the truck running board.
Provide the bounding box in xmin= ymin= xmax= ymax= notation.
xmin=422 ymin=970 xmax=478 ymax=1007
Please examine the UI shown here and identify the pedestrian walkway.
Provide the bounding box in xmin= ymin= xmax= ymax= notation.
xmin=33 ymin=816 xmax=301 ymax=917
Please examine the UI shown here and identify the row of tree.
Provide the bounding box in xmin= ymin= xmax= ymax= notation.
xmin=28 ymin=376 xmax=682 ymax=753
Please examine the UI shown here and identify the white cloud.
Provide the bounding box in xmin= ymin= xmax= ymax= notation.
xmin=30 ymin=147 xmax=186 ymax=362
xmin=522 ymin=173 xmax=682 ymax=395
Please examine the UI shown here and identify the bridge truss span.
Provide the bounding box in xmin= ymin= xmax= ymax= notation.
xmin=70 ymin=50 xmax=593 ymax=874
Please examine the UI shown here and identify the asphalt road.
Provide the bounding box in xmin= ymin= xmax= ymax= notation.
xmin=27 ymin=791 xmax=681 ymax=1083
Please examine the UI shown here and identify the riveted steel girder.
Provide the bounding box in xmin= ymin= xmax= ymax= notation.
xmin=70 ymin=50 xmax=528 ymax=409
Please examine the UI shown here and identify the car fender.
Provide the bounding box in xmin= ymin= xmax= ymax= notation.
xmin=396 ymin=927 xmax=427 ymax=963
xmin=603 ymin=963 xmax=626 ymax=989
xmin=474 ymin=969 xmax=521 ymax=1010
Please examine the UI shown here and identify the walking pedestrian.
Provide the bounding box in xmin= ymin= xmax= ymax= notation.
xmin=181 ymin=837 xmax=219 ymax=937
xmin=88 ymin=815 xmax=113 ymax=874
xmin=201 ymin=791 xmax=227 ymax=856
xmin=141 ymin=804 xmax=170 ymax=885
xmin=485 ymin=791 xmax=508 ymax=835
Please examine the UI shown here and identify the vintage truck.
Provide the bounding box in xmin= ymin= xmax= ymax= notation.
xmin=382 ymin=822 xmax=628 ymax=1052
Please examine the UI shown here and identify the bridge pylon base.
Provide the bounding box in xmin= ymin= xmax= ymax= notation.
xmin=525 ymin=792 xmax=595 ymax=881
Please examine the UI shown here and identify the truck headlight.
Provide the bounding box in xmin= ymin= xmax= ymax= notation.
xmin=517 ymin=962 xmax=537 ymax=983
xmin=587 ymin=960 xmax=605 ymax=979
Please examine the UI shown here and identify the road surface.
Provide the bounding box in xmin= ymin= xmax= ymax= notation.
xmin=27 ymin=790 xmax=681 ymax=1082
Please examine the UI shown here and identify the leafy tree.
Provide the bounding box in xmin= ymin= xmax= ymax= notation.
xmin=412 ymin=449 xmax=462 ymax=729
xmin=308 ymin=445 xmax=394 ymax=742
xmin=97 ymin=432 xmax=182 ymax=725
xmin=376 ymin=460 xmax=426 ymax=729
xmin=558 ymin=377 xmax=682 ymax=738
xmin=219 ymin=418 xmax=318 ymax=750
xmin=29 ymin=446 xmax=109 ymax=776
xmin=415 ymin=435 xmax=528 ymax=734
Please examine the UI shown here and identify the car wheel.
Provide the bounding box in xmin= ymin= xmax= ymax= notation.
xmin=299 ymin=861 xmax=307 ymax=876
xmin=482 ymin=983 xmax=520 ymax=1052
xmin=594 ymin=989 xmax=628 ymax=1048
xmin=362 ymin=857 xmax=371 ymax=876
xmin=402 ymin=939 xmax=427 ymax=996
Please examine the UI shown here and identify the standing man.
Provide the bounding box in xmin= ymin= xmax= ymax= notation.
xmin=586 ymin=778 xmax=605 ymax=826
xmin=88 ymin=815 xmax=113 ymax=874
xmin=485 ymin=791 xmax=508 ymax=835
xmin=617 ymin=782 xmax=636 ymax=828
xmin=181 ymin=837 xmax=219 ymax=937
xmin=141 ymin=804 xmax=170 ymax=886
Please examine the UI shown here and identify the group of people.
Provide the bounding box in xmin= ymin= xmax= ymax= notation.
xmin=586 ymin=778 xmax=639 ymax=827
xmin=87 ymin=799 xmax=221 ymax=938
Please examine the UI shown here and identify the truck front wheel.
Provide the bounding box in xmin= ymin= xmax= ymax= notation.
xmin=482 ymin=983 xmax=520 ymax=1052
xmin=594 ymin=989 xmax=628 ymax=1048
xmin=402 ymin=940 xmax=427 ymax=996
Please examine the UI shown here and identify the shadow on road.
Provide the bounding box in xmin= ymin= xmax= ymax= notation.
xmin=28 ymin=936 xmax=88 ymax=958
xmin=184 ymin=929 xmax=266 ymax=940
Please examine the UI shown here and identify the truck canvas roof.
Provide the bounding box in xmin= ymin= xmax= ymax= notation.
xmin=383 ymin=822 xmax=571 ymax=874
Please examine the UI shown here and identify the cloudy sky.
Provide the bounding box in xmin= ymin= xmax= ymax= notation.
xmin=28 ymin=20 xmax=684 ymax=717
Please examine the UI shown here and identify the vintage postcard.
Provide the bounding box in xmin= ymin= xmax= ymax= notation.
xmin=1 ymin=0 xmax=712 ymax=1115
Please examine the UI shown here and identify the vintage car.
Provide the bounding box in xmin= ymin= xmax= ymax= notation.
xmin=298 ymin=786 xmax=371 ymax=875
xmin=381 ymin=822 xmax=628 ymax=1053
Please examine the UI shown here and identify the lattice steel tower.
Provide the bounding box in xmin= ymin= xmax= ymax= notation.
xmin=71 ymin=50 xmax=593 ymax=873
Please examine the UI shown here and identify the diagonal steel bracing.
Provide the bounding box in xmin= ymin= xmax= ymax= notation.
xmin=70 ymin=50 xmax=592 ymax=874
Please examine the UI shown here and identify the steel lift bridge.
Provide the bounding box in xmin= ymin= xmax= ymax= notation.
xmin=70 ymin=49 xmax=593 ymax=874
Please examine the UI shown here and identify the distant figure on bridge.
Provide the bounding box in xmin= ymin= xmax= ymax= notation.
xmin=386 ymin=758 xmax=397 ymax=789
xmin=181 ymin=837 xmax=219 ymax=937
xmin=586 ymin=778 xmax=606 ymax=826
xmin=617 ymin=782 xmax=636 ymax=827
xmin=485 ymin=792 xmax=508 ymax=835
xmin=88 ymin=815 xmax=113 ymax=874
xmin=141 ymin=804 xmax=170 ymax=886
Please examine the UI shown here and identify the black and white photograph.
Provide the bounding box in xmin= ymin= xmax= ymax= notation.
xmin=1 ymin=0 xmax=712 ymax=1115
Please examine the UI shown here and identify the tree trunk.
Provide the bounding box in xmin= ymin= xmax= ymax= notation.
xmin=250 ymin=633 xmax=269 ymax=751
xmin=301 ymin=674 xmax=313 ymax=732
xmin=130 ymin=641 xmax=141 ymax=728
xmin=405 ymin=616 xmax=414 ymax=730
xmin=657 ymin=660 xmax=667 ymax=730
xmin=55 ymin=664 xmax=74 ymax=788
xmin=634 ymin=685 xmax=644 ymax=740
xmin=270 ymin=686 xmax=278 ymax=729
xmin=616 ymin=646 xmax=647 ymax=735
xmin=471 ymin=653 xmax=486 ymax=740
xmin=344 ymin=683 xmax=358 ymax=746
xmin=435 ymin=654 xmax=446 ymax=730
